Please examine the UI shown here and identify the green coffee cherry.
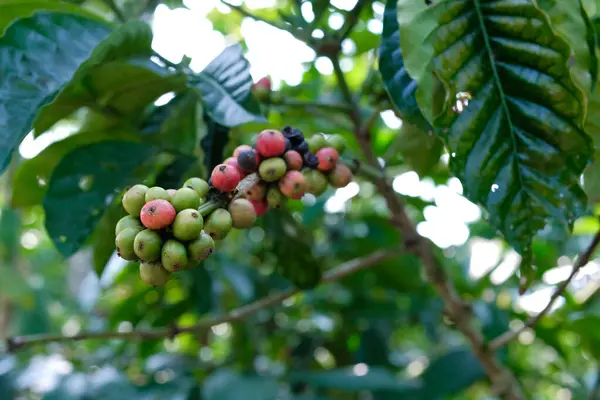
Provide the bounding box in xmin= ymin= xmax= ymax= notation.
xmin=122 ymin=184 xmax=148 ymax=216
xmin=133 ymin=229 xmax=162 ymax=262
xmin=304 ymin=170 xmax=329 ymax=196
xmin=145 ymin=186 xmax=171 ymax=202
xmin=204 ymin=209 xmax=233 ymax=240
xmin=115 ymin=228 xmax=138 ymax=261
xmin=258 ymin=157 xmax=287 ymax=182
xmin=172 ymin=209 xmax=204 ymax=241
xmin=228 ymin=199 xmax=257 ymax=229
xmin=266 ymin=186 xmax=285 ymax=209
xmin=161 ymin=239 xmax=189 ymax=273
xmin=140 ymin=261 xmax=171 ymax=286
xmin=327 ymin=134 xmax=347 ymax=153
xmin=184 ymin=177 xmax=210 ymax=198
xmin=171 ymin=187 xmax=200 ymax=213
xmin=188 ymin=232 xmax=215 ymax=262
xmin=115 ymin=215 xmax=143 ymax=236
xmin=307 ymin=134 xmax=327 ymax=153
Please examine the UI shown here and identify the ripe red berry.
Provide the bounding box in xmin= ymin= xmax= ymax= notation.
xmin=233 ymin=145 xmax=253 ymax=158
xmin=316 ymin=147 xmax=339 ymax=172
xmin=224 ymin=157 xmax=248 ymax=178
xmin=238 ymin=149 xmax=260 ymax=172
xmin=249 ymin=199 xmax=269 ymax=216
xmin=279 ymin=171 xmax=307 ymax=200
xmin=328 ymin=164 xmax=353 ymax=188
xmin=255 ymin=77 xmax=272 ymax=91
xmin=284 ymin=150 xmax=303 ymax=171
xmin=140 ymin=199 xmax=176 ymax=230
xmin=211 ymin=164 xmax=241 ymax=192
xmin=256 ymin=129 xmax=286 ymax=157
xmin=245 ymin=181 xmax=267 ymax=200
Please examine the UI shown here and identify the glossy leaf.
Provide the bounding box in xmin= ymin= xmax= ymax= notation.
xmin=194 ymin=44 xmax=267 ymax=127
xmin=584 ymin=18 xmax=600 ymax=202
xmin=421 ymin=348 xmax=485 ymax=397
xmin=43 ymin=141 xmax=156 ymax=257
xmin=201 ymin=115 xmax=230 ymax=175
xmin=202 ymin=369 xmax=279 ymax=400
xmin=0 ymin=12 xmax=112 ymax=172
xmin=378 ymin=0 xmax=431 ymax=131
xmin=393 ymin=122 xmax=443 ymax=176
xmin=397 ymin=0 xmax=593 ymax=281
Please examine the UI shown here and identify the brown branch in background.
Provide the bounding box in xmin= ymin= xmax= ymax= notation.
xmin=6 ymin=250 xmax=397 ymax=352
xmin=490 ymin=228 xmax=600 ymax=350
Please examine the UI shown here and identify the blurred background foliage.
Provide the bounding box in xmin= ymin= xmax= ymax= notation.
xmin=1 ymin=0 xmax=600 ymax=399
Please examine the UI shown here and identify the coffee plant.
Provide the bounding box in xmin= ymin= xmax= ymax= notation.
xmin=1 ymin=0 xmax=600 ymax=399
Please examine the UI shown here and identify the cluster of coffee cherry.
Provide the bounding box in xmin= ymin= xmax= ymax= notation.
xmin=114 ymin=127 xmax=352 ymax=286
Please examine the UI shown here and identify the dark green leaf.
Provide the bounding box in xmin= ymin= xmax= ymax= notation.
xmin=181 ymin=263 xmax=213 ymax=314
xmin=43 ymin=141 xmax=156 ymax=257
xmin=195 ymin=44 xmax=267 ymax=127
xmin=379 ymin=0 xmax=431 ymax=131
xmin=263 ymin=208 xmax=321 ymax=289
xmin=202 ymin=369 xmax=279 ymax=400
xmin=397 ymin=0 xmax=593 ymax=281
xmin=421 ymin=348 xmax=485 ymax=397
xmin=201 ymin=115 xmax=230 ymax=175
xmin=290 ymin=367 xmax=420 ymax=393
xmin=357 ymin=327 xmax=390 ymax=367
xmin=0 ymin=12 xmax=112 ymax=172
xmin=92 ymin=198 xmax=124 ymax=276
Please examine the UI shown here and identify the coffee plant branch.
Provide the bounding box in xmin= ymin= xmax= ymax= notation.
xmin=6 ymin=249 xmax=398 ymax=352
xmin=490 ymin=227 xmax=600 ymax=350
xmin=328 ymin=49 xmax=526 ymax=400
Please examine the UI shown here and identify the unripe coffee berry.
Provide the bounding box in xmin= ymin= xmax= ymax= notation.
xmin=134 ymin=229 xmax=162 ymax=262
xmin=140 ymin=261 xmax=171 ymax=286
xmin=211 ymin=164 xmax=241 ymax=192
xmin=284 ymin=150 xmax=303 ymax=171
xmin=316 ymin=147 xmax=339 ymax=171
xmin=172 ymin=209 xmax=204 ymax=241
xmin=122 ymin=184 xmax=149 ymax=216
xmin=167 ymin=189 xmax=177 ymax=197
xmin=184 ymin=177 xmax=209 ymax=198
xmin=246 ymin=181 xmax=267 ymax=200
xmin=266 ymin=186 xmax=285 ymax=208
xmin=307 ymin=134 xmax=327 ymax=153
xmin=161 ymin=239 xmax=189 ymax=272
xmin=234 ymin=144 xmax=253 ymax=158
xmin=171 ymin=187 xmax=201 ymax=213
xmin=115 ymin=215 xmax=143 ymax=236
xmin=328 ymin=164 xmax=353 ymax=188
xmin=228 ymin=198 xmax=257 ymax=229
xmin=238 ymin=149 xmax=260 ymax=172
xmin=204 ymin=209 xmax=233 ymax=240
xmin=188 ymin=232 xmax=215 ymax=262
xmin=259 ymin=157 xmax=287 ymax=182
xmin=256 ymin=129 xmax=286 ymax=157
xmin=115 ymin=228 xmax=139 ymax=261
xmin=140 ymin=200 xmax=176 ymax=230
xmin=279 ymin=171 xmax=307 ymax=200
xmin=304 ymin=170 xmax=329 ymax=196
xmin=145 ymin=186 xmax=170 ymax=203
xmin=250 ymin=199 xmax=269 ymax=216
xmin=327 ymin=134 xmax=347 ymax=154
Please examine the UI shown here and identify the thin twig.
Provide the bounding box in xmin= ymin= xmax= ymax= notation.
xmin=329 ymin=52 xmax=525 ymax=399
xmin=339 ymin=0 xmax=368 ymax=41
xmin=6 ymin=250 xmax=397 ymax=352
xmin=490 ymin=228 xmax=600 ymax=350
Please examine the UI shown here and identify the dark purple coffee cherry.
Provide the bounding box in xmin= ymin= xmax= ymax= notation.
xmin=294 ymin=140 xmax=309 ymax=155
xmin=303 ymin=152 xmax=319 ymax=169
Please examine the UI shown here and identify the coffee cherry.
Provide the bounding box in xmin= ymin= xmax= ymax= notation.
xmin=224 ymin=157 xmax=248 ymax=178
xmin=250 ymin=199 xmax=269 ymax=216
xmin=328 ymin=164 xmax=353 ymax=188
xmin=161 ymin=239 xmax=189 ymax=272
xmin=284 ymin=150 xmax=303 ymax=171
xmin=122 ymin=184 xmax=148 ymax=216
xmin=307 ymin=134 xmax=327 ymax=153
xmin=284 ymin=138 xmax=292 ymax=152
xmin=173 ymin=209 xmax=204 ymax=241
xmin=184 ymin=177 xmax=209 ymax=198
xmin=167 ymin=189 xmax=177 ymax=197
xmin=279 ymin=171 xmax=307 ymax=200
xmin=266 ymin=186 xmax=285 ymax=208
xmin=316 ymin=147 xmax=339 ymax=172
xmin=140 ymin=261 xmax=171 ymax=286
xmin=204 ymin=209 xmax=233 ymax=240
xmin=228 ymin=198 xmax=257 ymax=229
xmin=188 ymin=232 xmax=215 ymax=262
xmin=294 ymin=140 xmax=309 ymax=155
xmin=171 ymin=187 xmax=201 ymax=213
xmin=282 ymin=126 xmax=305 ymax=145
xmin=259 ymin=158 xmax=287 ymax=182
xmin=145 ymin=186 xmax=170 ymax=203
xmin=238 ymin=149 xmax=260 ymax=172
xmin=211 ymin=164 xmax=241 ymax=192
xmin=303 ymin=152 xmax=319 ymax=169
xmin=256 ymin=129 xmax=286 ymax=157
xmin=327 ymin=134 xmax=347 ymax=153
xmin=140 ymin=199 xmax=176 ymax=230
xmin=234 ymin=144 xmax=254 ymax=158
xmin=133 ymin=229 xmax=162 ymax=262
xmin=115 ymin=215 xmax=143 ymax=236
xmin=304 ymin=170 xmax=329 ymax=196
xmin=253 ymin=77 xmax=271 ymax=101
xmin=246 ymin=181 xmax=267 ymax=200
xmin=115 ymin=228 xmax=138 ymax=261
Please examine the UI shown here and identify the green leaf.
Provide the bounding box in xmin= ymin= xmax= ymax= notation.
xmin=12 ymin=130 xmax=139 ymax=208
xmin=421 ymin=348 xmax=485 ymax=397
xmin=0 ymin=0 xmax=108 ymax=35
xmin=91 ymin=198 xmax=124 ymax=276
xmin=195 ymin=44 xmax=267 ymax=127
xmin=289 ymin=367 xmax=420 ymax=393
xmin=396 ymin=0 xmax=593 ymax=279
xmin=584 ymin=18 xmax=600 ymax=202
xmin=379 ymin=0 xmax=431 ymax=131
xmin=263 ymin=208 xmax=322 ymax=289
xmin=201 ymin=116 xmax=230 ymax=175
xmin=202 ymin=369 xmax=279 ymax=400
xmin=43 ymin=140 xmax=156 ymax=257
xmin=33 ymin=21 xmax=185 ymax=135
xmin=392 ymin=122 xmax=443 ymax=176
xmin=0 ymin=11 xmax=113 ymax=172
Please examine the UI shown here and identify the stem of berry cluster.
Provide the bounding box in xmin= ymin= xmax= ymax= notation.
xmin=197 ymin=173 xmax=260 ymax=217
